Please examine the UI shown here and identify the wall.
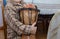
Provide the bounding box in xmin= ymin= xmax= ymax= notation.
xmin=0 ymin=4 xmax=3 ymax=27
xmin=35 ymin=3 xmax=60 ymax=14
xmin=24 ymin=0 xmax=60 ymax=14
xmin=24 ymin=0 xmax=60 ymax=4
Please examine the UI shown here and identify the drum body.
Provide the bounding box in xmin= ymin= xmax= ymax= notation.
xmin=19 ymin=8 xmax=40 ymax=25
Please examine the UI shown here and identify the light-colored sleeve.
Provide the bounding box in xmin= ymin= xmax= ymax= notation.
xmin=4 ymin=5 xmax=31 ymax=35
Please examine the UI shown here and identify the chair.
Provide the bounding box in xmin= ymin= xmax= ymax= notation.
xmin=1 ymin=5 xmax=7 ymax=39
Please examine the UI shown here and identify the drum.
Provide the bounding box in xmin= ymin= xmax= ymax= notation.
xmin=18 ymin=8 xmax=40 ymax=39
xmin=19 ymin=8 xmax=40 ymax=25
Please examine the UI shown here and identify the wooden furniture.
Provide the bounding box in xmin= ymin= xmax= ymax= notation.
xmin=35 ymin=14 xmax=54 ymax=39
xmin=0 ymin=30 xmax=5 ymax=39
xmin=36 ymin=14 xmax=54 ymax=34
xmin=0 ymin=5 xmax=6 ymax=39
xmin=1 ymin=5 xmax=7 ymax=39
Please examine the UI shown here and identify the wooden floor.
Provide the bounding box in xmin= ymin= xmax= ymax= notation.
xmin=0 ymin=30 xmax=5 ymax=39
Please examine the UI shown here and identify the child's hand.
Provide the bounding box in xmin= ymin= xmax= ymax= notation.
xmin=32 ymin=22 xmax=36 ymax=27
xmin=30 ymin=26 xmax=37 ymax=34
xmin=30 ymin=22 xmax=37 ymax=34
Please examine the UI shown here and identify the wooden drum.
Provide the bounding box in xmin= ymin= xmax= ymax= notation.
xmin=18 ymin=8 xmax=40 ymax=39
xmin=19 ymin=8 xmax=40 ymax=25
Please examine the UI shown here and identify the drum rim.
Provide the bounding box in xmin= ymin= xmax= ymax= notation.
xmin=18 ymin=8 xmax=40 ymax=12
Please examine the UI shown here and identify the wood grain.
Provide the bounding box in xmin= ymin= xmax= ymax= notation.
xmin=22 ymin=35 xmax=36 ymax=39
xmin=2 ymin=5 xmax=7 ymax=39
xmin=0 ymin=30 xmax=5 ymax=39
